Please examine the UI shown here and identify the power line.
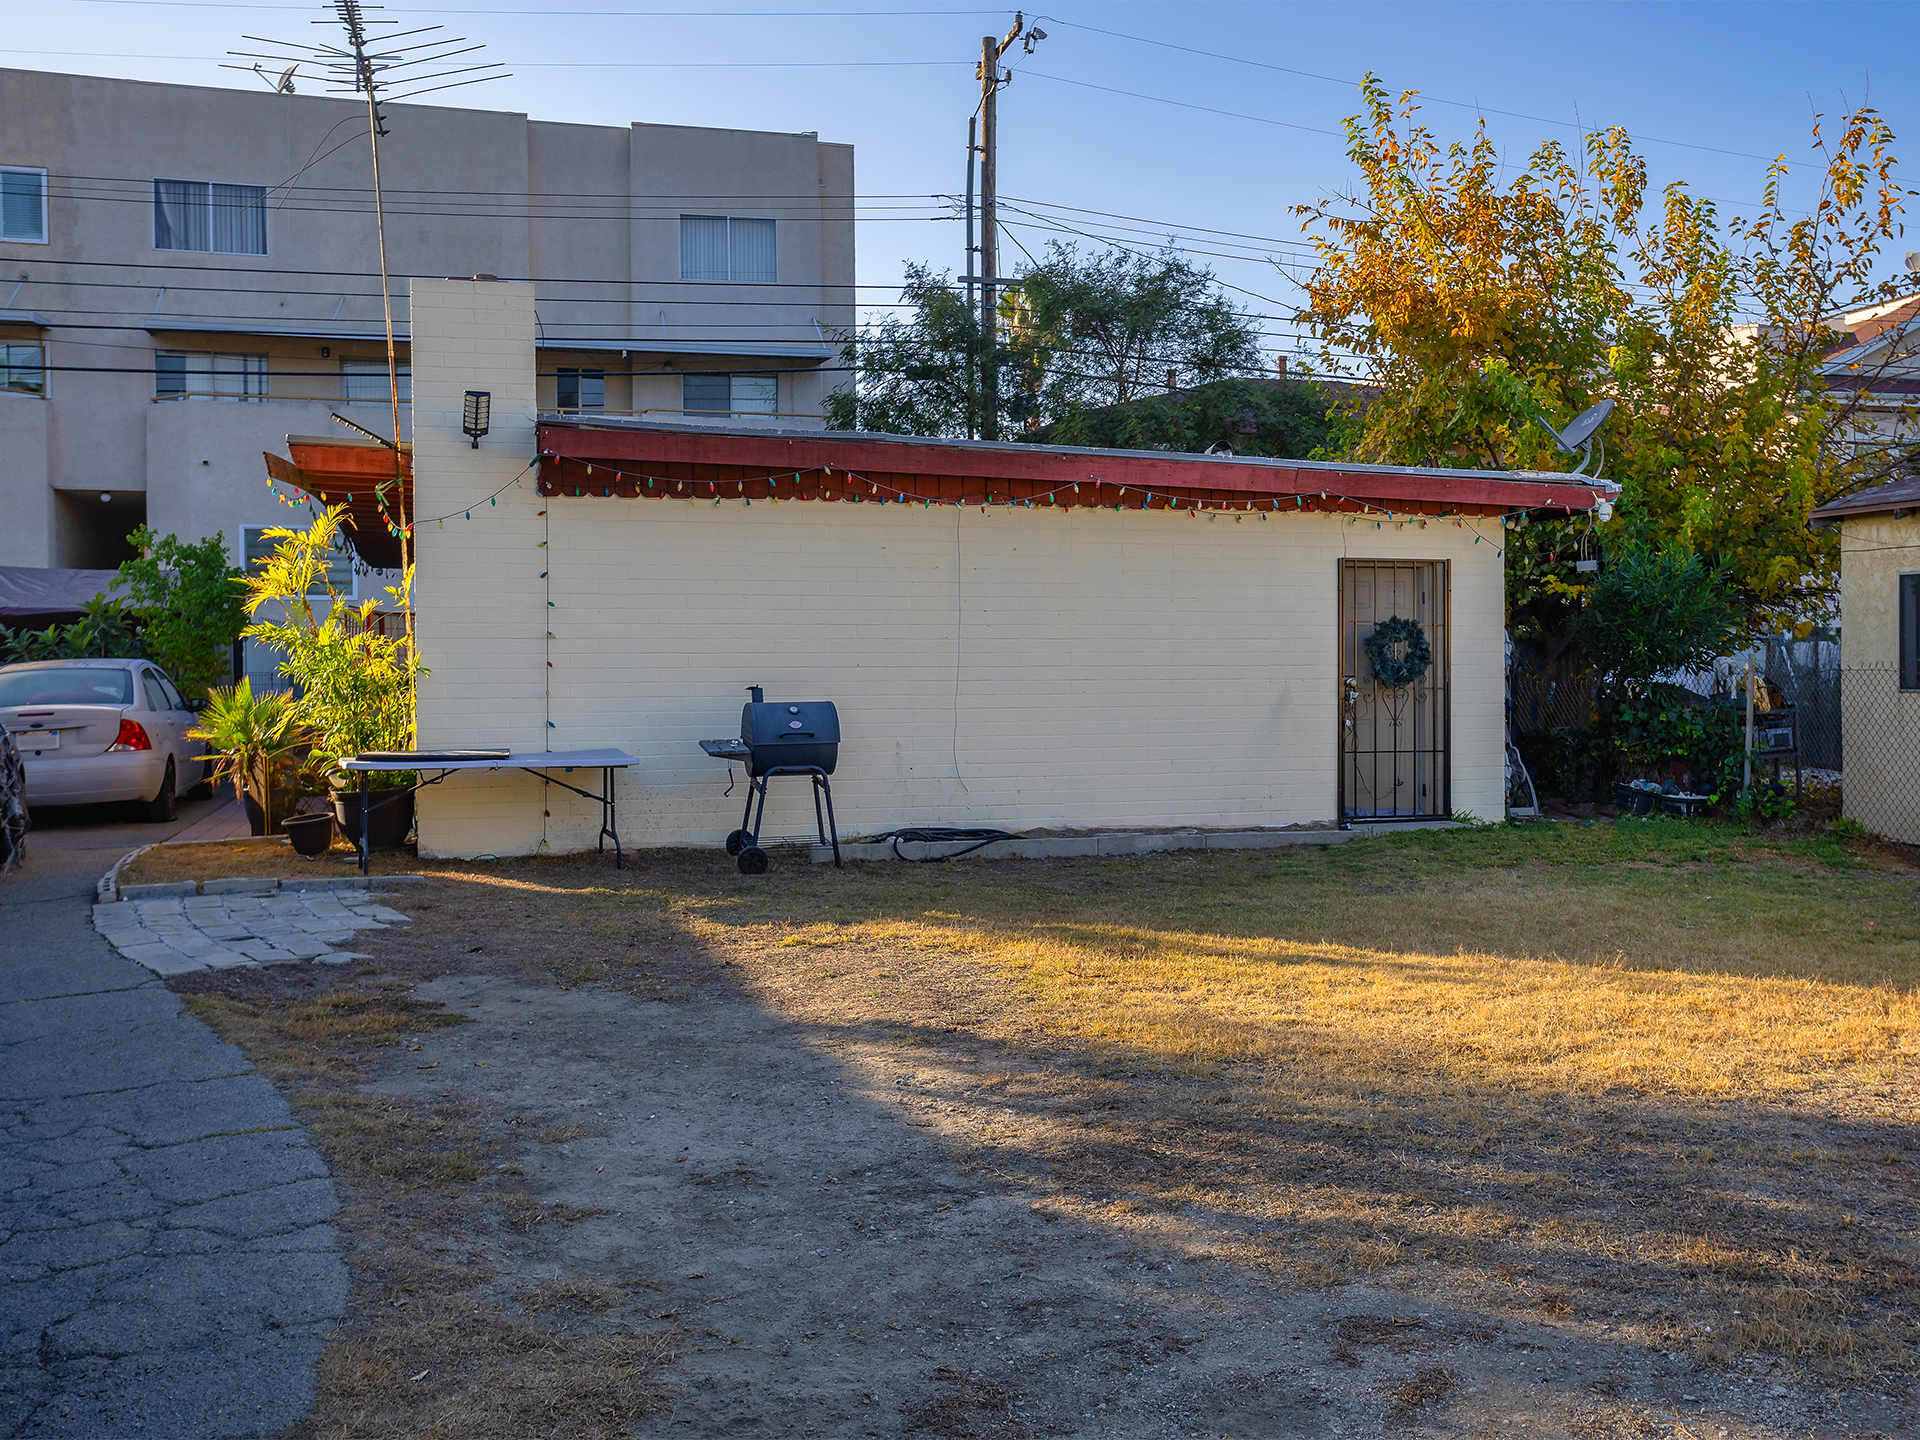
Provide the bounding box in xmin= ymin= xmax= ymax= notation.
xmin=4 ymin=46 xmax=969 ymax=67
xmin=60 ymin=1 xmax=1009 ymax=12
xmin=1031 ymin=12 xmax=1792 ymax=166
xmin=1019 ymin=70 xmax=1342 ymax=139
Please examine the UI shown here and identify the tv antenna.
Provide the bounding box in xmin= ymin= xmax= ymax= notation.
xmin=1534 ymin=397 xmax=1615 ymax=477
xmin=227 ymin=3 xmax=509 ymax=593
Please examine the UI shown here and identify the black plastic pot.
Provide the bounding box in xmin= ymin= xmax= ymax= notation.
xmin=1612 ymin=782 xmax=1658 ymax=817
xmin=332 ymin=788 xmax=415 ymax=850
xmin=283 ymin=812 xmax=335 ymax=857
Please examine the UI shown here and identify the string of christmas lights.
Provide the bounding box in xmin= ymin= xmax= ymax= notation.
xmin=531 ymin=452 xmax=1596 ymax=543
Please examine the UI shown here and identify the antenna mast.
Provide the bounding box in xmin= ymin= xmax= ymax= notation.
xmin=229 ymin=3 xmax=508 ymax=601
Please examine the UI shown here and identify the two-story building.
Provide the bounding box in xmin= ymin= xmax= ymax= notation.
xmin=0 ymin=66 xmax=854 ymax=605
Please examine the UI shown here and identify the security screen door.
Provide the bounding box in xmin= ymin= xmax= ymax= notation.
xmin=1339 ymin=559 xmax=1450 ymax=820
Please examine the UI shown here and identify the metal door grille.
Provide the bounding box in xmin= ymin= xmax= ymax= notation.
xmin=1339 ymin=559 xmax=1450 ymax=820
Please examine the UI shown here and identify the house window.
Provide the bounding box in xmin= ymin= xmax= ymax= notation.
xmin=555 ymin=367 xmax=604 ymax=410
xmin=2 ymin=167 xmax=47 ymax=243
xmin=242 ymin=525 xmax=356 ymax=598
xmin=1 ymin=341 xmax=44 ymax=395
xmin=341 ymin=359 xmax=411 ymax=403
xmin=155 ymin=351 xmax=268 ymax=401
xmin=153 ymin=179 xmax=268 ymax=255
xmin=678 ymin=215 xmax=777 ymax=283
xmin=1901 ymin=572 xmax=1919 ymax=691
xmin=682 ymin=373 xmax=778 ymax=416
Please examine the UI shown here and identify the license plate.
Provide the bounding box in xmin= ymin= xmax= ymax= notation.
xmin=13 ymin=729 xmax=58 ymax=751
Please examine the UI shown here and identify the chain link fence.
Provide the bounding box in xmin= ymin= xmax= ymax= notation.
xmin=1835 ymin=666 xmax=1920 ymax=844
xmin=1765 ymin=639 xmax=1843 ymax=770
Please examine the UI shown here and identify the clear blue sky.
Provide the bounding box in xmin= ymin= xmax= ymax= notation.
xmin=10 ymin=0 xmax=1917 ymax=360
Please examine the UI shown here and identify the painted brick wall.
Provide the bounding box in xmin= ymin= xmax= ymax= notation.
xmin=1838 ymin=512 xmax=1920 ymax=844
xmin=411 ymin=284 xmax=1509 ymax=856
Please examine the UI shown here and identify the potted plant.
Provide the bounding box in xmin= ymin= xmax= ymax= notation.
xmin=238 ymin=506 xmax=425 ymax=850
xmin=187 ymin=679 xmax=313 ymax=835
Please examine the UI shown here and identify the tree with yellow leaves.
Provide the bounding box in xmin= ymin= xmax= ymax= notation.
xmin=1298 ymin=78 xmax=1913 ymax=658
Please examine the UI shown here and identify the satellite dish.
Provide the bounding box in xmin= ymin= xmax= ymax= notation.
xmin=1533 ymin=398 xmax=1615 ymax=476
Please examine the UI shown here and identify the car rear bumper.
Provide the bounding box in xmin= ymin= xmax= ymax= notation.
xmin=21 ymin=750 xmax=168 ymax=806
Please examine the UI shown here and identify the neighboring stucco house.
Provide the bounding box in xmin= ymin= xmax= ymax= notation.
xmin=1820 ymin=275 xmax=1920 ymax=461
xmin=1810 ymin=475 xmax=1920 ymax=844
xmin=266 ymin=279 xmax=1614 ymax=854
xmin=0 ymin=66 xmax=853 ymax=619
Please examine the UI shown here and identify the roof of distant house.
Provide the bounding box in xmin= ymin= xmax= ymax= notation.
xmin=1809 ymin=474 xmax=1920 ymax=525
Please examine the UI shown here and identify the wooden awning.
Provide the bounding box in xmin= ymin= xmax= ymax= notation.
xmin=261 ymin=436 xmax=413 ymax=570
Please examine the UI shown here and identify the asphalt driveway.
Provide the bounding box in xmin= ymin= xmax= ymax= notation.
xmin=0 ymin=800 xmax=345 ymax=1438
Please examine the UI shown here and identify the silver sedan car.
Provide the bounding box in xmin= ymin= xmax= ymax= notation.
xmin=0 ymin=659 xmax=211 ymax=821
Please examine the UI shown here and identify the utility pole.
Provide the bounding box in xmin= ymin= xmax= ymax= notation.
xmin=974 ymin=12 xmax=1042 ymax=443
xmin=964 ymin=115 xmax=977 ymax=439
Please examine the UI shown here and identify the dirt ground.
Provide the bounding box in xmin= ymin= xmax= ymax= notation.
xmin=159 ymin=830 xmax=1918 ymax=1440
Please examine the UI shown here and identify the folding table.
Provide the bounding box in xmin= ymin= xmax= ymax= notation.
xmin=337 ymin=748 xmax=640 ymax=874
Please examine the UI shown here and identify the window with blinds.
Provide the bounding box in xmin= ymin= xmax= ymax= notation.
xmin=678 ymin=215 xmax=776 ymax=283
xmin=1 ymin=167 xmax=47 ymax=243
xmin=155 ymin=351 xmax=268 ymax=401
xmin=153 ymin=179 xmax=268 ymax=255
xmin=682 ymin=374 xmax=778 ymax=415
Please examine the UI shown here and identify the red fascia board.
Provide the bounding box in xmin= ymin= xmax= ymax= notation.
xmin=537 ymin=424 xmax=1607 ymax=512
xmin=287 ymin=442 xmax=413 ymax=479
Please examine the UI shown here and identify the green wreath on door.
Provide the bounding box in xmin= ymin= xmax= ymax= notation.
xmin=1363 ymin=616 xmax=1433 ymax=690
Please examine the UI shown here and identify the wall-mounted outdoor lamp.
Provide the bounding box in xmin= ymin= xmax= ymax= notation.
xmin=462 ymin=390 xmax=491 ymax=448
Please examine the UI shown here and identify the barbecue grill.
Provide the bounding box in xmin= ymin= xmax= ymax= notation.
xmin=700 ymin=687 xmax=841 ymax=873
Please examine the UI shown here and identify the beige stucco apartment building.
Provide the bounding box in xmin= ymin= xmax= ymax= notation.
xmin=0 ymin=67 xmax=854 ymax=594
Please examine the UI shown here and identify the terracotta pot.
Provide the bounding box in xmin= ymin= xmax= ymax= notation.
xmin=282 ymin=812 xmax=335 ymax=857
xmin=332 ymin=788 xmax=415 ymax=850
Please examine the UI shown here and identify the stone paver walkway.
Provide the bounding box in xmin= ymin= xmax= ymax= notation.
xmin=91 ymin=888 xmax=412 ymax=976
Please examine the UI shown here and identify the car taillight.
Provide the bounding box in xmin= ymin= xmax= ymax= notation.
xmin=108 ymin=718 xmax=152 ymax=752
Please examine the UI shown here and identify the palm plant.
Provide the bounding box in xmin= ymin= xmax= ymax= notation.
xmin=187 ymin=679 xmax=312 ymax=833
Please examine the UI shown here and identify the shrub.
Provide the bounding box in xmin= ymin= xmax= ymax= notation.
xmin=239 ymin=506 xmax=421 ymax=790
xmin=0 ymin=594 xmax=145 ymax=665
xmin=116 ymin=527 xmax=248 ymax=701
xmin=1581 ymin=545 xmax=1740 ymax=689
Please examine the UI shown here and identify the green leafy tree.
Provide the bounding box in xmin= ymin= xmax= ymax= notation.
xmin=1037 ymin=376 xmax=1339 ymax=458
xmin=116 ymin=527 xmax=247 ymax=700
xmin=240 ymin=506 xmax=421 ymax=788
xmin=830 ymin=245 xmax=1265 ymax=441
xmin=1005 ymin=243 xmax=1264 ymax=432
xmin=826 ymin=263 xmax=982 ymax=437
xmin=1297 ymin=78 xmax=1913 ymax=647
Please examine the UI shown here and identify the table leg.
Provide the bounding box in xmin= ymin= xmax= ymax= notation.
xmin=605 ymin=767 xmax=622 ymax=869
xmin=359 ymin=771 xmax=370 ymax=875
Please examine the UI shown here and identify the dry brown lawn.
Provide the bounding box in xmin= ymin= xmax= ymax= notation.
xmin=154 ymin=817 xmax=1920 ymax=1434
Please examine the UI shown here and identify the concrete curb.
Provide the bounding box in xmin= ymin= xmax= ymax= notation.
xmin=98 ymin=845 xmax=155 ymax=903
xmin=810 ymin=820 xmax=1460 ymax=865
xmin=104 ymin=870 xmax=430 ymax=900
